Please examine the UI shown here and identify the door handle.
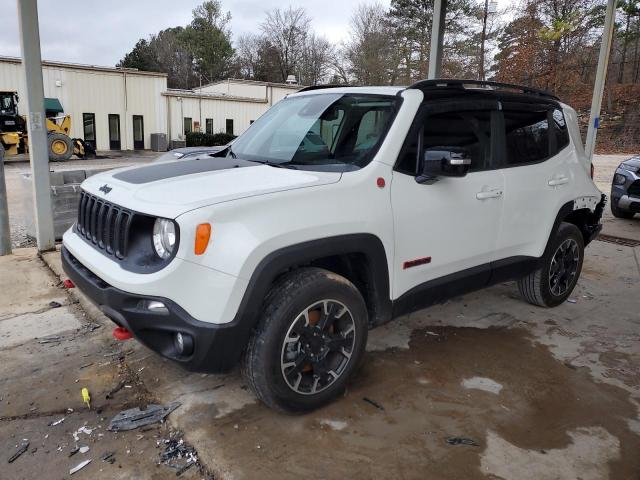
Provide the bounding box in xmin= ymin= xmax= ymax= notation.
xmin=476 ymin=188 xmax=503 ymax=200
xmin=548 ymin=176 xmax=569 ymax=186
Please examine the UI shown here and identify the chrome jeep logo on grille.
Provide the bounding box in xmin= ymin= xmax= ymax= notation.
xmin=99 ymin=184 xmax=112 ymax=195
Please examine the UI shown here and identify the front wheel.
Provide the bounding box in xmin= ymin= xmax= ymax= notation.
xmin=241 ymin=268 xmax=368 ymax=412
xmin=518 ymin=222 xmax=584 ymax=307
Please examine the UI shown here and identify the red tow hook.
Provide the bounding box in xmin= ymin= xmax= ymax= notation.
xmin=63 ymin=279 xmax=75 ymax=289
xmin=113 ymin=326 xmax=133 ymax=341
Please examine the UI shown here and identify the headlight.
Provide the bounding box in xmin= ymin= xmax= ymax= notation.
xmin=613 ymin=173 xmax=627 ymax=185
xmin=152 ymin=218 xmax=176 ymax=259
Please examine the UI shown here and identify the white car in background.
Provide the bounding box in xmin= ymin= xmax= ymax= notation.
xmin=62 ymin=80 xmax=605 ymax=413
xmin=153 ymin=145 xmax=227 ymax=162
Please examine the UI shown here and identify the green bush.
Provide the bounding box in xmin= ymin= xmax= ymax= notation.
xmin=185 ymin=131 xmax=236 ymax=147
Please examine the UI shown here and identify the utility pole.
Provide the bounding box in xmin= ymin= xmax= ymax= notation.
xmin=17 ymin=0 xmax=55 ymax=251
xmin=585 ymin=0 xmax=617 ymax=163
xmin=428 ymin=0 xmax=448 ymax=79
xmin=479 ymin=0 xmax=489 ymax=80
xmin=0 ymin=145 xmax=11 ymax=256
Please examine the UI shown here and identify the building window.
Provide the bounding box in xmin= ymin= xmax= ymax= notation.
xmin=226 ymin=119 xmax=234 ymax=135
xmin=206 ymin=118 xmax=213 ymax=135
xmin=184 ymin=117 xmax=192 ymax=135
xmin=83 ymin=113 xmax=96 ymax=147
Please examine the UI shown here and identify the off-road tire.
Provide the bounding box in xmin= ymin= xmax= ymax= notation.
xmin=48 ymin=133 xmax=73 ymax=162
xmin=611 ymin=198 xmax=635 ymax=219
xmin=241 ymin=267 xmax=368 ymax=413
xmin=518 ymin=222 xmax=584 ymax=307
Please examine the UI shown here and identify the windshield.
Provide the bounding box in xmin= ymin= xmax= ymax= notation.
xmin=1 ymin=94 xmax=16 ymax=114
xmin=228 ymin=93 xmax=401 ymax=171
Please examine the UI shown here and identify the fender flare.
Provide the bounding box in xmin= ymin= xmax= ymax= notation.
xmin=547 ymin=194 xmax=605 ymax=256
xmin=225 ymin=234 xmax=392 ymax=364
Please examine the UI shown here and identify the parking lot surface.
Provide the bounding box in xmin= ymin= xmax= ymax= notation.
xmin=1 ymin=153 xmax=638 ymax=479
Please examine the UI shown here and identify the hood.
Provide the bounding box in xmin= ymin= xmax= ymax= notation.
xmin=621 ymin=155 xmax=640 ymax=170
xmin=81 ymin=157 xmax=341 ymax=218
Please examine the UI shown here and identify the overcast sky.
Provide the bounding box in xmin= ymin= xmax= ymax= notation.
xmin=1 ymin=0 xmax=510 ymax=67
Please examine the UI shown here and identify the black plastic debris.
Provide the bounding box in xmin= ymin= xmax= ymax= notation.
xmin=107 ymin=402 xmax=180 ymax=432
xmin=105 ymin=381 xmax=125 ymax=400
xmin=362 ymin=397 xmax=385 ymax=411
xmin=158 ymin=431 xmax=198 ymax=477
xmin=48 ymin=301 xmax=62 ymax=308
xmin=7 ymin=439 xmax=29 ymax=463
xmin=446 ymin=437 xmax=479 ymax=447
xmin=101 ymin=451 xmax=116 ymax=464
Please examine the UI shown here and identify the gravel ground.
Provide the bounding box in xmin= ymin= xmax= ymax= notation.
xmin=3 ymin=153 xmax=156 ymax=248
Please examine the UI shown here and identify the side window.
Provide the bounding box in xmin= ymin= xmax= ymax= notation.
xmin=503 ymin=109 xmax=550 ymax=165
xmin=552 ymin=108 xmax=570 ymax=152
xmin=396 ymin=109 xmax=494 ymax=174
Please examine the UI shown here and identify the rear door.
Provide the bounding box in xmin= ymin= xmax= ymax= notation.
xmin=494 ymin=102 xmax=573 ymax=260
xmin=391 ymin=101 xmax=504 ymax=300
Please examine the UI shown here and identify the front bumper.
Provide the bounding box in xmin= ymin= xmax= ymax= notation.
xmin=62 ymin=246 xmax=248 ymax=373
xmin=614 ymin=194 xmax=640 ymax=213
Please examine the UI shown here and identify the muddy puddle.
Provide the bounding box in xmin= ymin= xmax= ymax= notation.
xmin=177 ymin=326 xmax=640 ymax=479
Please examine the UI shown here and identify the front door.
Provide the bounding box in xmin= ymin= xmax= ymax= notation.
xmin=391 ymin=104 xmax=504 ymax=300
xmin=108 ymin=114 xmax=121 ymax=150
xmin=133 ymin=115 xmax=144 ymax=150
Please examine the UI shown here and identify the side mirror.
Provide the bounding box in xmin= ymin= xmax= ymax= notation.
xmin=416 ymin=149 xmax=471 ymax=184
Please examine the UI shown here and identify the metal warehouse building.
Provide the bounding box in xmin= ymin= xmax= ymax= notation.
xmin=0 ymin=56 xmax=300 ymax=151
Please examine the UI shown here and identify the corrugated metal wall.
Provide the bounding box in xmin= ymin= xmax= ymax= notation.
xmin=0 ymin=59 xmax=167 ymax=151
xmin=166 ymin=95 xmax=269 ymax=139
xmin=0 ymin=60 xmax=301 ymax=151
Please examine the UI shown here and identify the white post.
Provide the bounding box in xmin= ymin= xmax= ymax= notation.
xmin=0 ymin=145 xmax=11 ymax=256
xmin=428 ymin=0 xmax=447 ymax=79
xmin=17 ymin=0 xmax=55 ymax=251
xmin=584 ymin=0 xmax=617 ymax=163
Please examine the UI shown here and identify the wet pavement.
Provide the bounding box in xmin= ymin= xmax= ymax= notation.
xmin=40 ymin=233 xmax=640 ymax=480
xmin=1 ymin=151 xmax=638 ymax=479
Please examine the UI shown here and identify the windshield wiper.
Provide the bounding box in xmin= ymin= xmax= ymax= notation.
xmin=253 ymin=160 xmax=298 ymax=170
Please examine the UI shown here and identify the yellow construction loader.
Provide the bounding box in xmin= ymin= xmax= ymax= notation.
xmin=0 ymin=91 xmax=94 ymax=162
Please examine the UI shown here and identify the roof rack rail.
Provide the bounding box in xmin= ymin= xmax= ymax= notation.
xmin=407 ymin=79 xmax=559 ymax=101
xmin=297 ymin=84 xmax=356 ymax=93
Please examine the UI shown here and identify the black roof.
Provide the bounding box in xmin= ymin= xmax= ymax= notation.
xmin=407 ymin=79 xmax=559 ymax=101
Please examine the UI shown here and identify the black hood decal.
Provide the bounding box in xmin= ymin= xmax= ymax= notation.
xmin=112 ymin=157 xmax=259 ymax=184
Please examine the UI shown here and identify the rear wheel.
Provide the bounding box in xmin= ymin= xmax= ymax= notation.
xmin=611 ymin=198 xmax=635 ymax=219
xmin=48 ymin=133 xmax=73 ymax=162
xmin=518 ymin=222 xmax=584 ymax=307
xmin=242 ymin=268 xmax=368 ymax=412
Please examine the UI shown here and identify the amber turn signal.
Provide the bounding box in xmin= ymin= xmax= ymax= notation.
xmin=194 ymin=223 xmax=211 ymax=255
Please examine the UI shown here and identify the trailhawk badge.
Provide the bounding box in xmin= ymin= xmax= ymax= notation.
xmin=99 ymin=184 xmax=112 ymax=195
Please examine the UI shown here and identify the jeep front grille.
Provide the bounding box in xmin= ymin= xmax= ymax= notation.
xmin=76 ymin=191 xmax=133 ymax=259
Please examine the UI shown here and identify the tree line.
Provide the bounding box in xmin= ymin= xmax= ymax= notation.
xmin=119 ymin=0 xmax=640 ymax=151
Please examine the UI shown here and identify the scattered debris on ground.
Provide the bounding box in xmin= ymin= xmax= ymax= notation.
xmin=7 ymin=439 xmax=29 ymax=463
xmin=48 ymin=301 xmax=62 ymax=308
xmin=446 ymin=437 xmax=480 ymax=447
xmin=81 ymin=387 xmax=91 ymax=409
xmin=362 ymin=397 xmax=385 ymax=411
xmin=101 ymin=451 xmax=116 ymax=464
xmin=108 ymin=402 xmax=181 ymax=432
xmin=105 ymin=381 xmax=126 ymax=400
xmin=158 ymin=430 xmax=201 ymax=477
xmin=69 ymin=458 xmax=91 ymax=475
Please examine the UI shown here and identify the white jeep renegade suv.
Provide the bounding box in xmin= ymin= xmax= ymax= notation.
xmin=62 ymin=80 xmax=604 ymax=412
